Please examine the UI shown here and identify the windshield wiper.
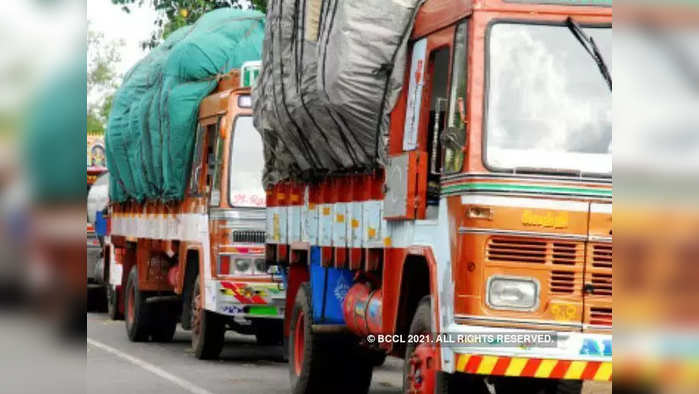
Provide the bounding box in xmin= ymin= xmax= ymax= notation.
xmin=566 ymin=17 xmax=612 ymax=91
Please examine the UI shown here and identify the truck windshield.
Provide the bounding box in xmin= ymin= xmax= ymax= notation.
xmin=485 ymin=22 xmax=612 ymax=176
xmin=229 ymin=116 xmax=265 ymax=207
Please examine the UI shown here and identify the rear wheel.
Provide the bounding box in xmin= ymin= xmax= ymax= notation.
xmin=125 ymin=266 xmax=150 ymax=342
xmin=191 ymin=274 xmax=225 ymax=359
xmin=150 ymin=302 xmax=178 ymax=342
xmin=288 ymin=283 xmax=372 ymax=394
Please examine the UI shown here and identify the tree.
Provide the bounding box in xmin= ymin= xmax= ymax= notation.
xmin=112 ymin=0 xmax=267 ymax=49
xmin=87 ymin=24 xmax=125 ymax=134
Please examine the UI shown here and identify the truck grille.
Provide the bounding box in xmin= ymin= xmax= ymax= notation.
xmin=585 ymin=242 xmax=612 ymax=329
xmin=550 ymin=270 xmax=576 ymax=294
xmin=486 ymin=238 xmax=547 ymax=263
xmin=592 ymin=244 xmax=612 ymax=268
xmin=232 ymin=230 xmax=265 ymax=244
xmin=588 ymin=307 xmax=612 ymax=326
xmin=486 ymin=237 xmax=584 ymax=296
xmin=590 ymin=273 xmax=612 ymax=296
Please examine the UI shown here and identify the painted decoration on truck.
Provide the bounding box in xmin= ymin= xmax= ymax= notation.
xmin=87 ymin=134 xmax=106 ymax=171
xmin=403 ymin=38 xmax=427 ymax=151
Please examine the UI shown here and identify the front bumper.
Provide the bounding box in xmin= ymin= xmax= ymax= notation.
xmin=443 ymin=323 xmax=611 ymax=381
xmin=209 ymin=280 xmax=285 ymax=319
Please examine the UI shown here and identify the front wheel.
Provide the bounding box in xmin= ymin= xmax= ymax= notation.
xmin=404 ymin=296 xmax=488 ymax=394
xmin=190 ymin=274 xmax=225 ymax=359
xmin=404 ymin=296 xmax=438 ymax=394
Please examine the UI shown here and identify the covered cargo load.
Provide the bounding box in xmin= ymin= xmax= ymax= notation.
xmin=106 ymin=9 xmax=265 ymax=203
xmin=253 ymin=0 xmax=423 ymax=186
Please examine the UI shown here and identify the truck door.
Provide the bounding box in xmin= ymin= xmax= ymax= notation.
xmin=386 ymin=23 xmax=467 ymax=220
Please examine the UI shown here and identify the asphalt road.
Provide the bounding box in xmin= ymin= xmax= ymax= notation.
xmin=87 ymin=313 xmax=404 ymax=394
xmin=87 ymin=313 xmax=610 ymax=394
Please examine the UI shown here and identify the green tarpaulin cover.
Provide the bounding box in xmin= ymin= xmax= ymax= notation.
xmin=106 ymin=8 xmax=264 ymax=203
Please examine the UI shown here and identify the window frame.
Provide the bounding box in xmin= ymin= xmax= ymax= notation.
xmin=208 ymin=119 xmax=225 ymax=207
xmin=226 ymin=115 xmax=266 ymax=209
xmin=188 ymin=118 xmax=220 ymax=197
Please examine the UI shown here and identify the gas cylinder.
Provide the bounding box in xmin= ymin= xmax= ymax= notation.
xmin=342 ymin=282 xmax=383 ymax=336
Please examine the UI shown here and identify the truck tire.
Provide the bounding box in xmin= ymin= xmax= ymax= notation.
xmin=125 ymin=266 xmax=150 ymax=342
xmin=180 ymin=263 xmax=197 ymax=331
xmin=288 ymin=283 xmax=372 ymax=394
xmin=87 ymin=285 xmax=107 ymax=312
xmin=151 ymin=302 xmax=178 ymax=342
xmin=107 ymin=285 xmax=122 ymax=320
xmin=334 ymin=341 xmax=374 ymax=394
xmin=494 ymin=377 xmax=582 ymax=394
xmin=191 ymin=274 xmax=225 ymax=359
xmin=404 ymin=296 xmax=488 ymax=394
xmin=369 ymin=351 xmax=388 ymax=367
xmin=254 ymin=319 xmax=283 ymax=346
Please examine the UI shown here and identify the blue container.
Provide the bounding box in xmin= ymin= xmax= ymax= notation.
xmin=309 ymin=246 xmax=353 ymax=324
xmin=95 ymin=211 xmax=108 ymax=236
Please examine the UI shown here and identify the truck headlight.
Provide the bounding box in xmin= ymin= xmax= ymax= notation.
xmin=254 ymin=258 xmax=267 ymax=274
xmin=234 ymin=258 xmax=252 ymax=273
xmin=486 ymin=276 xmax=540 ymax=311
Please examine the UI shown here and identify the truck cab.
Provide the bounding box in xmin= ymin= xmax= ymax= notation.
xmin=389 ymin=1 xmax=612 ymax=388
xmin=188 ymin=64 xmax=285 ymax=353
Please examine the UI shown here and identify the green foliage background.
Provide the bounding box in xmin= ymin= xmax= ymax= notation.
xmin=111 ymin=0 xmax=267 ymax=49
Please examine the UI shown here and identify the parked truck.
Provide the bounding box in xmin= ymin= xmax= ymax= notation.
xmin=106 ymin=65 xmax=285 ymax=358
xmin=103 ymin=9 xmax=284 ymax=359
xmin=256 ymin=0 xmax=612 ymax=393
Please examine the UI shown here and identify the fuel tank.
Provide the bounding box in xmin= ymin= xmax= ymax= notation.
xmin=342 ymin=282 xmax=383 ymax=336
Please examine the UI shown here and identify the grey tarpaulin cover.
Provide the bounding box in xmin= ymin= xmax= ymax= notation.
xmin=253 ymin=0 xmax=423 ymax=186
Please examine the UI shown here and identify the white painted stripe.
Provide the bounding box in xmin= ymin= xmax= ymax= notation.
xmin=87 ymin=337 xmax=214 ymax=394
xmin=459 ymin=194 xmax=589 ymax=212
xmin=111 ymin=213 xmax=208 ymax=242
xmin=590 ymin=202 xmax=612 ymax=214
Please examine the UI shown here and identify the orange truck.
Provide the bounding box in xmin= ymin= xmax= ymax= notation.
xmin=265 ymin=1 xmax=612 ymax=393
xmin=105 ymin=64 xmax=285 ymax=359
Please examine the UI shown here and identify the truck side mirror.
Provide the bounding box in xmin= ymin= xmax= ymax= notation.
xmin=441 ymin=126 xmax=466 ymax=150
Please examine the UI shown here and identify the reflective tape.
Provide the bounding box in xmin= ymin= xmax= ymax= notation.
xmin=454 ymin=354 xmax=612 ymax=381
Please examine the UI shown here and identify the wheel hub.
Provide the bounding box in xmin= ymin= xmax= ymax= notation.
xmin=408 ymin=343 xmax=437 ymax=394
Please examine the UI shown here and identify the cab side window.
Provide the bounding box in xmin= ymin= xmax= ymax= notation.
xmin=188 ymin=120 xmax=219 ymax=197
xmin=425 ymin=47 xmax=450 ymax=210
xmin=443 ymin=22 xmax=468 ymax=174
xmin=188 ymin=124 xmax=207 ymax=196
